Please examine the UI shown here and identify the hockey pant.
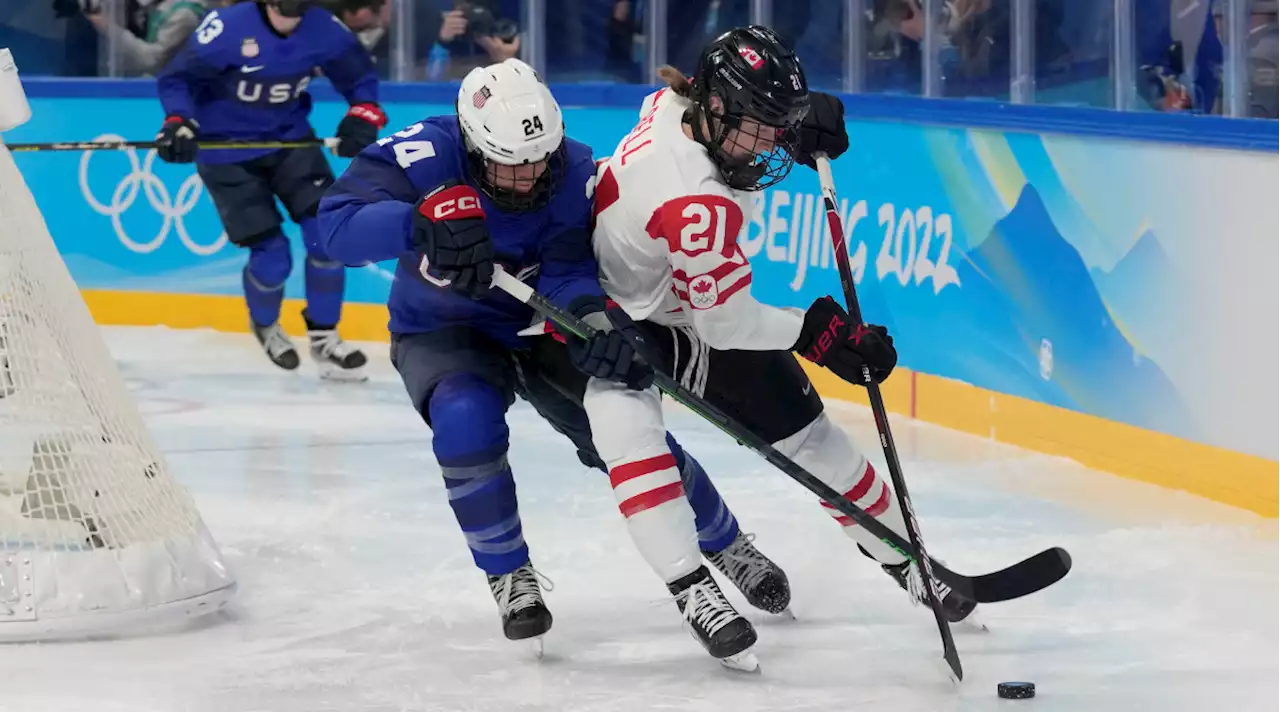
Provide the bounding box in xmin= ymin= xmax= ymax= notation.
xmin=197 ymin=146 xmax=345 ymax=328
xmin=582 ymin=324 xmax=913 ymax=585
xmin=390 ymin=328 xmax=741 ymax=578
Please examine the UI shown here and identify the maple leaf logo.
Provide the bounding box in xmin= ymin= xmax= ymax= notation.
xmin=738 ymin=46 xmax=764 ymax=70
xmin=687 ymin=275 xmax=719 ymax=310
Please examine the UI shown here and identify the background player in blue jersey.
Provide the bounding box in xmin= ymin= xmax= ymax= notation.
xmin=156 ymin=0 xmax=387 ymax=380
xmin=317 ymin=58 xmax=792 ymax=647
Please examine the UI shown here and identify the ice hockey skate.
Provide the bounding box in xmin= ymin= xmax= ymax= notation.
xmin=863 ymin=545 xmax=978 ymax=623
xmin=668 ymin=566 xmax=760 ymax=673
xmin=251 ymin=321 xmax=300 ymax=371
xmin=702 ymin=532 xmax=792 ymax=617
xmin=304 ymin=311 xmax=367 ymax=382
xmin=488 ymin=563 xmax=554 ymax=656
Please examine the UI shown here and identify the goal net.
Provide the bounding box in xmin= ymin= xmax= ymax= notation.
xmin=0 ymin=138 xmax=235 ymax=641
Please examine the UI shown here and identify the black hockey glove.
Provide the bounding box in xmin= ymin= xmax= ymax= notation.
xmin=334 ymin=103 xmax=387 ymax=158
xmin=566 ymin=297 xmax=655 ymax=391
xmin=789 ymin=91 xmax=849 ymax=169
xmin=155 ymin=115 xmax=199 ymax=164
xmin=412 ymin=181 xmax=495 ymax=298
xmin=793 ymin=296 xmax=896 ymax=386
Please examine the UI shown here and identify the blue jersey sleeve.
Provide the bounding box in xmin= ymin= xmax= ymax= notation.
xmin=318 ymin=121 xmax=457 ymax=265
xmin=157 ymin=9 xmax=233 ymax=118
xmin=317 ymin=14 xmax=379 ymax=106
xmin=535 ymin=145 xmax=607 ymax=312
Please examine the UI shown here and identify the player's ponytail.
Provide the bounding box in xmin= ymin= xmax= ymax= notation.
xmin=656 ymin=66 xmax=693 ymax=97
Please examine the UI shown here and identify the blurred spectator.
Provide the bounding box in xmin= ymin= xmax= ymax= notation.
xmin=431 ymin=0 xmax=520 ymax=78
xmin=949 ymin=0 xmax=1069 ymax=81
xmin=1248 ymin=1 xmax=1278 ymax=118
xmin=350 ymin=0 xmax=519 ymax=80
xmin=0 ymin=0 xmax=100 ymax=75
xmin=1136 ymin=0 xmax=1223 ymax=113
xmin=590 ymin=0 xmax=811 ymax=83
xmin=323 ymin=0 xmax=389 ymax=53
xmin=869 ymin=0 xmax=1069 ymax=96
xmin=787 ymin=0 xmax=845 ymax=89
xmin=1215 ymin=0 xmax=1278 ymax=117
xmin=604 ymin=0 xmax=642 ymax=82
xmin=57 ymin=0 xmax=208 ymax=76
xmin=865 ymin=0 xmax=924 ymax=93
xmin=665 ymin=0 xmax=809 ymax=73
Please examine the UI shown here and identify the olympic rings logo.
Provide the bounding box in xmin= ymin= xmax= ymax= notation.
xmin=78 ymin=133 xmax=227 ymax=256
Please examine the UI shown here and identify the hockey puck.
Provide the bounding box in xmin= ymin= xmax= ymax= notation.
xmin=997 ymin=682 xmax=1036 ymax=699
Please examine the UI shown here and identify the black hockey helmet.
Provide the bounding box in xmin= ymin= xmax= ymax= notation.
xmin=687 ymin=25 xmax=810 ymax=191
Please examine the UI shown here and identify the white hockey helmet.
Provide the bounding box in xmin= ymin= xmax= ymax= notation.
xmin=456 ymin=58 xmax=566 ymax=211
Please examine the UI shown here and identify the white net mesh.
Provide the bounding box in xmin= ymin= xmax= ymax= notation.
xmin=0 ymin=140 xmax=234 ymax=641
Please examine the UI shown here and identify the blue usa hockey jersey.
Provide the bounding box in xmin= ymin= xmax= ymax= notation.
xmin=157 ymin=2 xmax=377 ymax=164
xmin=317 ymin=116 xmax=605 ymax=346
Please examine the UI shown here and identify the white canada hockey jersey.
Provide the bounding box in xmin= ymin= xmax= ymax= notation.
xmin=591 ymin=88 xmax=805 ymax=352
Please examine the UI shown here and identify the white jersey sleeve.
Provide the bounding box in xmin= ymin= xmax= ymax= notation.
xmin=592 ymin=88 xmax=804 ymax=352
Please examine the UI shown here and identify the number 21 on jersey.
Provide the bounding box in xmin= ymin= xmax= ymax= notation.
xmin=651 ymin=194 xmax=743 ymax=259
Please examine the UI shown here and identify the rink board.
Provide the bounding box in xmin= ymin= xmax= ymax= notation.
xmin=10 ymin=79 xmax=1277 ymax=516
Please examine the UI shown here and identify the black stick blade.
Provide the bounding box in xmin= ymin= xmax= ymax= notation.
xmin=936 ymin=547 xmax=1072 ymax=604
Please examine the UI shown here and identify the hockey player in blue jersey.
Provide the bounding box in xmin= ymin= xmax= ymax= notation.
xmin=156 ymin=0 xmax=387 ymax=380
xmin=317 ymin=58 xmax=792 ymax=646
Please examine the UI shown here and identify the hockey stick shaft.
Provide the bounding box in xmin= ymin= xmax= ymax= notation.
xmin=492 ymin=267 xmax=922 ymax=558
xmin=4 ymin=138 xmax=341 ymax=153
xmin=492 ymin=268 xmax=1071 ymax=605
xmin=814 ymin=153 xmax=961 ymax=680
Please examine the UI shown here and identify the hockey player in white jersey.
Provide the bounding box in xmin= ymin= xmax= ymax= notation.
xmin=585 ymin=26 xmax=977 ymax=669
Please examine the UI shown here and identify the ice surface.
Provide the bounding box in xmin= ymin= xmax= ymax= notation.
xmin=0 ymin=326 xmax=1274 ymax=712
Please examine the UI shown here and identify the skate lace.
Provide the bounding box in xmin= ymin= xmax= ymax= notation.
xmin=260 ymin=325 xmax=295 ymax=359
xmin=674 ymin=581 xmax=739 ymax=637
xmin=309 ymin=329 xmax=352 ymax=359
xmin=490 ymin=565 xmax=554 ymax=615
xmin=707 ymin=533 xmax=774 ymax=593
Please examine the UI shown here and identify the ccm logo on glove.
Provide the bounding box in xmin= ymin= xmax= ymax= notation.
xmin=418 ymin=184 xmax=485 ymax=221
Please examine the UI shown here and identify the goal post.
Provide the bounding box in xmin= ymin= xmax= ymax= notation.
xmin=0 ymin=50 xmax=235 ymax=641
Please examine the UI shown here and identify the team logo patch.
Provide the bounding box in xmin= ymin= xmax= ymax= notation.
xmin=688 ymin=274 xmax=719 ymax=310
xmin=472 ymin=85 xmax=492 ymax=109
xmin=241 ymin=37 xmax=260 ymax=58
xmin=738 ymin=46 xmax=764 ymax=70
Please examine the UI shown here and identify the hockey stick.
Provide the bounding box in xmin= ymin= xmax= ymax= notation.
xmin=4 ymin=138 xmax=341 ymax=153
xmin=813 ymin=152 xmax=960 ymax=680
xmin=491 ymin=267 xmax=1071 ymax=607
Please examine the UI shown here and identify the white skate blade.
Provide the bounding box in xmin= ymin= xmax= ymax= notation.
xmin=775 ymin=608 xmax=796 ymax=621
xmin=316 ymin=362 xmax=368 ymax=382
xmin=530 ymin=635 xmax=545 ymax=659
xmin=718 ymin=649 xmax=760 ymax=674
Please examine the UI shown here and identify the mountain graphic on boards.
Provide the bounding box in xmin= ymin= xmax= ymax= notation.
xmin=961 ymin=184 xmax=1193 ymax=439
